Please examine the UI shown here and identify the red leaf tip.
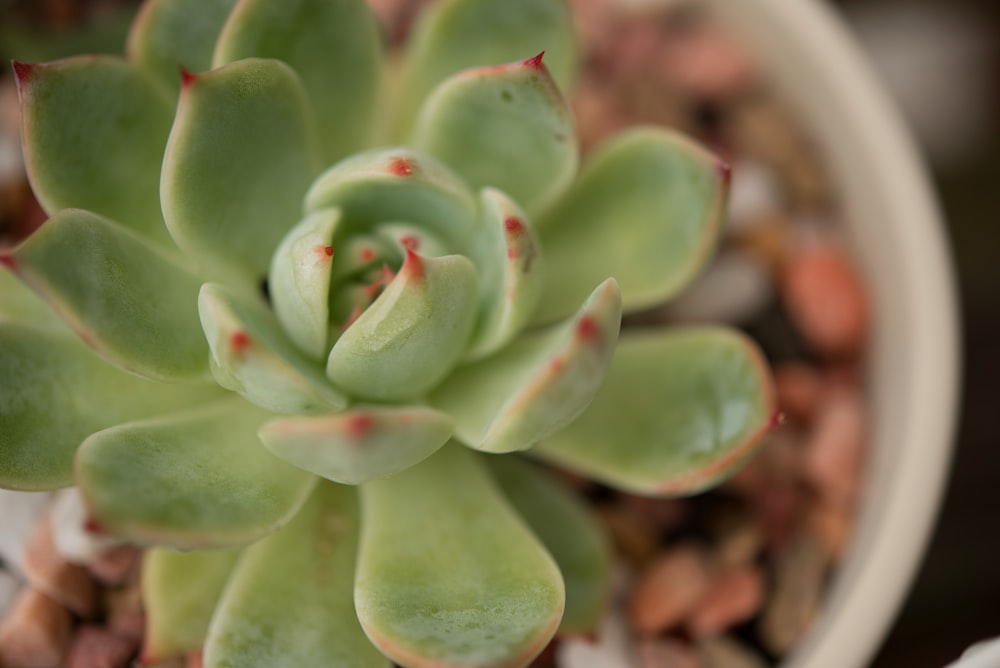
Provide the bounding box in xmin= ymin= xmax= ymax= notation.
xmin=504 ymin=216 xmax=524 ymax=234
xmin=179 ymin=67 xmax=197 ymax=88
xmin=388 ymin=157 xmax=414 ymax=177
xmin=230 ymin=331 xmax=251 ymax=356
xmin=0 ymin=254 xmax=17 ymax=272
xmin=576 ymin=316 xmax=600 ymax=344
xmin=347 ymin=413 xmax=374 ymax=438
xmin=11 ymin=61 xmax=36 ymax=94
xmin=403 ymin=248 xmax=424 ymax=279
xmin=524 ymin=52 xmax=546 ymax=70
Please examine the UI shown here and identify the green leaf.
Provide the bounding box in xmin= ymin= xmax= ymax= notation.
xmin=535 ymin=128 xmax=729 ymax=322
xmin=258 ymin=406 xmax=453 ymax=485
xmin=326 ymin=253 xmax=479 ymax=402
xmin=432 ymin=279 xmax=621 ymax=453
xmin=464 ymin=188 xmax=545 ymax=361
xmin=127 ymin=0 xmax=239 ymax=95
xmin=0 ymin=264 xmax=62 ymax=330
xmin=412 ymin=54 xmax=576 ymax=216
xmin=162 ymin=58 xmax=321 ymax=283
xmin=206 ymin=483 xmax=387 ymax=668
xmin=76 ymin=401 xmax=317 ymax=549
xmin=268 ymin=208 xmax=339 ymax=360
xmin=394 ymin=0 xmax=578 ymax=139
xmin=199 ymin=282 xmax=347 ymax=415
xmin=535 ymin=327 xmax=777 ymax=496
xmin=142 ymin=547 xmax=242 ymax=662
xmin=304 ymin=148 xmax=478 ymax=251
xmin=213 ymin=0 xmax=382 ymax=163
xmin=14 ymin=56 xmax=176 ymax=247
xmin=9 ymin=209 xmax=209 ymax=383
xmin=0 ymin=322 xmax=220 ymax=491
xmin=487 ymin=457 xmax=612 ymax=635
xmin=356 ymin=444 xmax=564 ymax=667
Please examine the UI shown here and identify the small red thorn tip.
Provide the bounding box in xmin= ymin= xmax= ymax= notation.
xmin=388 ymin=157 xmax=414 ymax=176
xmin=717 ymin=159 xmax=732 ymax=185
xmin=323 ymin=245 xmax=334 ymax=257
xmin=400 ymin=235 xmax=419 ymax=251
xmin=576 ymin=316 xmax=600 ymax=343
xmin=402 ymin=248 xmax=423 ymax=278
xmin=11 ymin=61 xmax=35 ymax=94
xmin=230 ymin=331 xmax=251 ymax=354
xmin=179 ymin=67 xmax=197 ymax=88
xmin=524 ymin=52 xmax=545 ymax=70
xmin=504 ymin=216 xmax=524 ymax=233
xmin=347 ymin=413 xmax=373 ymax=438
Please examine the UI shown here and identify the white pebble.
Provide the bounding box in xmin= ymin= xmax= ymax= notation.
xmin=50 ymin=488 xmax=125 ymax=565
xmin=0 ymin=490 xmax=52 ymax=577
xmin=725 ymin=160 xmax=785 ymax=234
xmin=558 ymin=606 xmax=635 ymax=668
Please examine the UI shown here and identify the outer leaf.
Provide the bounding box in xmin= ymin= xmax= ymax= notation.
xmin=205 ymin=483 xmax=388 ymax=668
xmin=326 ymin=253 xmax=479 ymax=402
xmin=15 ymin=56 xmax=175 ymax=247
xmin=213 ymin=0 xmax=382 ymax=163
xmin=0 ymin=322 xmax=220 ymax=491
xmin=0 ymin=264 xmax=62 ymax=329
xmin=268 ymin=208 xmax=339 ymax=360
xmin=487 ymin=456 xmax=612 ymax=635
xmin=127 ymin=0 xmax=239 ymax=95
xmin=199 ymin=282 xmax=347 ymax=414
xmin=535 ymin=327 xmax=777 ymax=496
xmin=305 ymin=148 xmax=478 ymax=251
xmin=162 ymin=58 xmax=321 ymax=283
xmin=142 ymin=547 xmax=242 ymax=662
xmin=76 ymin=401 xmax=317 ymax=549
xmin=412 ymin=54 xmax=576 ymax=216
xmin=7 ymin=209 xmax=209 ymax=383
xmin=258 ymin=406 xmax=454 ymax=485
xmin=465 ymin=188 xmax=545 ymax=361
xmin=535 ymin=128 xmax=729 ymax=322
xmin=394 ymin=0 xmax=577 ymax=139
xmin=431 ymin=279 xmax=621 ymax=453
xmin=355 ymin=444 xmax=564 ymax=668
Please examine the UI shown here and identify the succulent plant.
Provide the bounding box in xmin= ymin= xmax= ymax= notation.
xmin=0 ymin=0 xmax=777 ymax=665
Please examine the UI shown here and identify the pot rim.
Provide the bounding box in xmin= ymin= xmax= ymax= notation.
xmin=699 ymin=0 xmax=962 ymax=666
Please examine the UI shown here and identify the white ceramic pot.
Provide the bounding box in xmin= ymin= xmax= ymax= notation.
xmin=701 ymin=1 xmax=961 ymax=667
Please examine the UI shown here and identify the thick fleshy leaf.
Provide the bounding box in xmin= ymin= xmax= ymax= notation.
xmin=76 ymin=401 xmax=317 ymax=549
xmin=305 ymin=148 xmax=478 ymax=251
xmin=0 ymin=322 xmax=220 ymax=491
xmin=206 ymin=483 xmax=386 ymax=668
xmin=199 ymin=282 xmax=347 ymax=414
xmin=465 ymin=188 xmax=545 ymax=361
xmin=15 ymin=56 xmax=175 ymax=247
xmin=326 ymin=253 xmax=479 ymax=402
xmin=258 ymin=406 xmax=453 ymax=485
xmin=432 ymin=278 xmax=621 ymax=453
xmin=356 ymin=444 xmax=564 ymax=667
xmin=535 ymin=327 xmax=777 ymax=496
xmin=394 ymin=0 xmax=578 ymax=139
xmin=535 ymin=128 xmax=729 ymax=322
xmin=487 ymin=456 xmax=612 ymax=635
xmin=0 ymin=264 xmax=62 ymax=329
xmin=268 ymin=208 xmax=339 ymax=360
xmin=127 ymin=0 xmax=239 ymax=95
xmin=162 ymin=58 xmax=321 ymax=282
xmin=213 ymin=0 xmax=382 ymax=163
xmin=412 ymin=54 xmax=577 ymax=215
xmin=142 ymin=547 xmax=242 ymax=662
xmin=7 ymin=209 xmax=209 ymax=382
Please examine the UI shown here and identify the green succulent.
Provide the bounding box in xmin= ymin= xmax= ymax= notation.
xmin=0 ymin=0 xmax=777 ymax=665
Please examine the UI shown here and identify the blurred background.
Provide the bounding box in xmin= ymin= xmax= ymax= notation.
xmin=0 ymin=0 xmax=996 ymax=666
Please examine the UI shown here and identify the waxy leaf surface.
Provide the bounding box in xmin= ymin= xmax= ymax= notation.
xmin=0 ymin=322 xmax=219 ymax=490
xmin=205 ymin=483 xmax=387 ymax=668
xmin=356 ymin=445 xmax=564 ymax=668
xmin=488 ymin=457 xmax=612 ymax=635
xmin=214 ymin=0 xmax=382 ymax=163
xmin=535 ymin=128 xmax=728 ymax=322
xmin=9 ymin=209 xmax=208 ymax=382
xmin=259 ymin=406 xmax=454 ymax=485
xmin=432 ymin=279 xmax=621 ymax=453
xmin=142 ymin=547 xmax=242 ymax=662
xmin=162 ymin=58 xmax=320 ymax=282
xmin=16 ymin=56 xmax=175 ymax=247
xmin=536 ymin=328 xmax=776 ymax=496
xmin=76 ymin=401 xmax=316 ymax=549
xmin=412 ymin=55 xmax=576 ymax=215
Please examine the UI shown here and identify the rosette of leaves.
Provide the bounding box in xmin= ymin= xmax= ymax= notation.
xmin=0 ymin=0 xmax=777 ymax=666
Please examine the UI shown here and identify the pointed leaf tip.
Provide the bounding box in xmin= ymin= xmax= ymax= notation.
xmin=524 ymin=51 xmax=546 ymax=69
xmin=179 ymin=66 xmax=197 ymax=88
xmin=11 ymin=61 xmax=35 ymax=93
